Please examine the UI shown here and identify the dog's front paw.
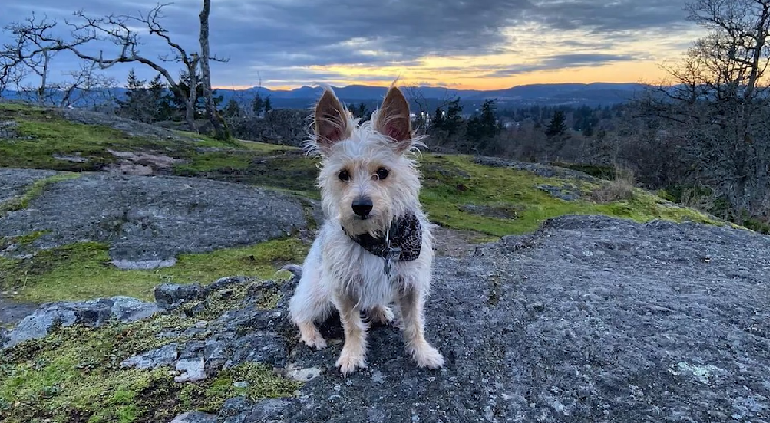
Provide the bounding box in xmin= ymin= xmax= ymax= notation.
xmin=301 ymin=332 xmax=327 ymax=350
xmin=298 ymin=322 xmax=327 ymax=349
xmin=336 ymin=347 xmax=367 ymax=374
xmin=413 ymin=343 xmax=444 ymax=369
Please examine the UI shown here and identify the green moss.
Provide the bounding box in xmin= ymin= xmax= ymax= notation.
xmin=176 ymin=362 xmax=301 ymax=414
xmin=0 ymin=107 xmax=163 ymax=171
xmin=0 ymin=292 xmax=299 ymax=423
xmin=0 ymin=322 xmax=176 ymax=423
xmin=0 ymin=103 xmax=296 ymax=175
xmin=0 ymin=230 xmax=49 ymax=251
xmin=0 ymin=102 xmax=41 ymax=112
xmin=174 ymin=151 xmax=252 ymax=173
xmin=202 ymin=362 xmax=300 ymax=411
xmin=0 ymin=238 xmax=308 ymax=303
xmin=175 ymin=152 xmax=320 ymax=196
xmin=418 ymin=154 xmax=722 ymax=236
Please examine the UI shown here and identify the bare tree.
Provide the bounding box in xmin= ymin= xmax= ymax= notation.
xmin=58 ymin=61 xmax=118 ymax=109
xmin=634 ymin=0 xmax=770 ymax=222
xmin=60 ymin=4 xmax=197 ymax=131
xmin=53 ymin=2 xmax=227 ymax=133
xmin=0 ymin=13 xmax=97 ymax=105
xmin=0 ymin=48 xmax=27 ymax=98
xmin=198 ymin=0 xmax=229 ymax=139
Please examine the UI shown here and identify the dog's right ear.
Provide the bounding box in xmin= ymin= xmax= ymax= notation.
xmin=313 ymin=89 xmax=349 ymax=151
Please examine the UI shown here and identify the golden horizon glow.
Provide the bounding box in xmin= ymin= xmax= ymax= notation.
xmin=212 ymin=25 xmax=703 ymax=91
xmin=214 ymin=60 xmax=675 ymax=91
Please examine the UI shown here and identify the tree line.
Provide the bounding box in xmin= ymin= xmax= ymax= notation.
xmin=1 ymin=0 xmax=768 ymax=231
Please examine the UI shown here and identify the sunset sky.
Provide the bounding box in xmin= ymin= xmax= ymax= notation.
xmin=0 ymin=0 xmax=705 ymax=90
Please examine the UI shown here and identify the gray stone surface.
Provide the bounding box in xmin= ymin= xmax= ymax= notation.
xmin=0 ymin=171 xmax=309 ymax=262
xmin=538 ymin=183 xmax=581 ymax=201
xmin=57 ymin=108 xmax=200 ymax=142
xmin=121 ymin=343 xmax=179 ymax=370
xmin=169 ymin=411 xmax=218 ymax=423
xmin=0 ymin=299 xmax=39 ymax=326
xmin=229 ymin=215 xmax=768 ymax=422
xmin=0 ymin=167 xmax=57 ymax=204
xmin=3 ymin=214 xmax=770 ymax=422
xmin=2 ymin=296 xmax=158 ymax=349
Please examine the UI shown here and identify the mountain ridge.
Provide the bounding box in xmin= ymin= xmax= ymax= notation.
xmin=2 ymin=82 xmax=649 ymax=109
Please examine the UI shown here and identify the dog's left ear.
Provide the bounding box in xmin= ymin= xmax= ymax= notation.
xmin=375 ymin=86 xmax=412 ymax=152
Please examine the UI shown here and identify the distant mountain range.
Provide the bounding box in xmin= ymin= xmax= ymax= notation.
xmin=2 ymin=82 xmax=651 ymax=111
xmin=230 ymin=82 xmax=649 ymax=110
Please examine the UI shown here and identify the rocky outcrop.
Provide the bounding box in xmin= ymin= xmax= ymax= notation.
xmin=0 ymin=168 xmax=57 ymax=204
xmin=3 ymin=215 xmax=769 ymax=422
xmin=2 ymin=296 xmax=158 ymax=348
xmin=57 ymin=108 xmax=201 ymax=143
xmin=474 ymin=156 xmax=600 ymax=181
xmin=0 ymin=171 xmax=313 ymax=266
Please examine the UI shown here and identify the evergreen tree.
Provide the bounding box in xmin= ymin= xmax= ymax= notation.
xmin=430 ymin=107 xmax=445 ymax=131
xmin=148 ymin=74 xmax=174 ymax=121
xmin=478 ymin=99 xmax=499 ymax=139
xmin=545 ymin=110 xmax=567 ymax=137
xmin=444 ymin=98 xmax=463 ymax=136
xmin=357 ymin=102 xmax=369 ymax=122
xmin=264 ymin=96 xmax=272 ymax=114
xmin=251 ymin=93 xmax=264 ymax=116
xmin=223 ymin=99 xmax=241 ymax=118
xmin=117 ymin=68 xmax=153 ymax=122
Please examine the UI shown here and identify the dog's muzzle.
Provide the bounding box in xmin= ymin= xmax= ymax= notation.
xmin=351 ymin=196 xmax=373 ymax=219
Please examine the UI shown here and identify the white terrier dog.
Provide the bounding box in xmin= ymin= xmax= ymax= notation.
xmin=288 ymin=85 xmax=444 ymax=374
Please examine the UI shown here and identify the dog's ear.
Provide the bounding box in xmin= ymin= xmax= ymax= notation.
xmin=314 ymin=89 xmax=349 ymax=150
xmin=375 ymin=86 xmax=412 ymax=152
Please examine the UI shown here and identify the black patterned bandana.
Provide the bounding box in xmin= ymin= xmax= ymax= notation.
xmin=343 ymin=213 xmax=422 ymax=275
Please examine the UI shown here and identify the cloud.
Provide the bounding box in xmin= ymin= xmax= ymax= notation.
xmin=0 ymin=0 xmax=697 ymax=88
xmin=487 ymin=53 xmax=641 ymax=77
xmin=529 ymin=0 xmax=692 ymax=33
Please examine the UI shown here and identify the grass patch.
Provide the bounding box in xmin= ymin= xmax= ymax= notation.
xmin=0 ymin=103 xmax=300 ymax=176
xmin=173 ymin=151 xmax=252 ymax=173
xmin=418 ymin=154 xmax=721 ymax=236
xmin=0 ymin=292 xmax=299 ymax=423
xmin=0 ymin=106 xmax=163 ymax=171
xmin=0 ymin=238 xmax=308 ymax=303
xmin=174 ymin=152 xmax=320 ymax=196
xmin=171 ymin=130 xmax=300 ymax=154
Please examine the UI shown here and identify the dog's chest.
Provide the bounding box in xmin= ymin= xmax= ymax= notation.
xmin=349 ymin=250 xmax=401 ymax=307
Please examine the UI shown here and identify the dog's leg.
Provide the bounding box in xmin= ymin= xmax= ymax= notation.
xmin=289 ymin=281 xmax=329 ymax=349
xmin=398 ymin=282 xmax=444 ymax=369
xmin=288 ymin=244 xmax=329 ymax=349
xmin=334 ymin=291 xmax=369 ymax=374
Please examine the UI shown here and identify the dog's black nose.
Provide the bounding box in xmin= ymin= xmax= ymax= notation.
xmin=351 ymin=197 xmax=373 ymax=217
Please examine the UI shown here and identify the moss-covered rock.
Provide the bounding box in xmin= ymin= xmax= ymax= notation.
xmin=0 ymin=277 xmax=301 ymax=423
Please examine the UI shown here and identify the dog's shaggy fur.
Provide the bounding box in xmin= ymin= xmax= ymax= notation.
xmin=288 ymin=85 xmax=444 ymax=374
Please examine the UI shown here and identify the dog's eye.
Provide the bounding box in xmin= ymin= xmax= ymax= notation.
xmin=375 ymin=167 xmax=389 ymax=180
xmin=338 ymin=169 xmax=350 ymax=182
